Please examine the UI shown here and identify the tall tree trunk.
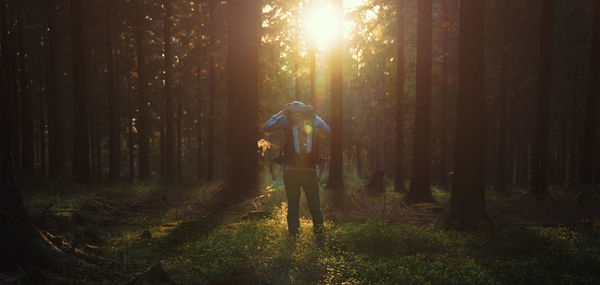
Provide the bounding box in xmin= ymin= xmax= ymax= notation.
xmin=446 ymin=0 xmax=487 ymax=228
xmin=106 ymin=0 xmax=120 ymax=183
xmin=580 ymin=0 xmax=599 ymax=183
xmin=46 ymin=0 xmax=65 ymax=179
xmin=17 ymin=12 xmax=34 ymax=174
xmin=135 ymin=0 xmax=150 ymax=180
xmin=531 ymin=0 xmax=553 ymax=198
xmin=87 ymin=48 xmax=99 ymax=181
xmin=164 ymin=0 xmax=176 ymax=177
xmin=394 ymin=0 xmax=405 ymax=193
xmin=558 ymin=133 xmax=566 ymax=184
xmin=438 ymin=0 xmax=450 ymax=189
xmin=356 ymin=144 xmax=362 ymax=177
xmin=206 ymin=1 xmax=216 ymax=182
xmin=71 ymin=0 xmax=90 ymax=184
xmin=327 ymin=0 xmax=344 ymax=191
xmin=123 ymin=35 xmax=136 ymax=180
xmin=294 ymin=17 xmax=300 ymax=102
xmin=407 ymin=0 xmax=433 ymax=202
xmin=176 ymin=92 xmax=182 ymax=175
xmin=568 ymin=89 xmax=579 ymax=185
xmin=517 ymin=92 xmax=529 ymax=186
xmin=0 ymin=1 xmax=70 ymax=269
xmin=496 ymin=0 xmax=510 ymax=193
xmin=1 ymin=0 xmax=16 ymax=172
xmin=197 ymin=74 xmax=204 ymax=179
xmin=39 ymin=73 xmax=46 ymax=177
xmin=310 ymin=50 xmax=317 ymax=108
xmin=225 ymin=0 xmax=260 ymax=195
xmin=1 ymin=0 xmax=15 ymax=183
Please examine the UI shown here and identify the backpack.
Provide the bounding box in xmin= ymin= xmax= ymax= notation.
xmin=274 ymin=119 xmax=325 ymax=168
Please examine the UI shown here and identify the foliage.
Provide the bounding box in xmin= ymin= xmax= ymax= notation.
xmin=165 ymin=203 xmax=600 ymax=284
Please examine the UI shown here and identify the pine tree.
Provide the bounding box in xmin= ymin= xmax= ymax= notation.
xmin=407 ymin=0 xmax=434 ymax=202
xmin=447 ymin=0 xmax=488 ymax=228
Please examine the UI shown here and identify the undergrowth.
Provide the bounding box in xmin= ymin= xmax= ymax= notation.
xmin=164 ymin=200 xmax=600 ymax=284
xmin=12 ymin=173 xmax=600 ymax=284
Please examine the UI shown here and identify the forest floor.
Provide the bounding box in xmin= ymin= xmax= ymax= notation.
xmin=3 ymin=172 xmax=600 ymax=284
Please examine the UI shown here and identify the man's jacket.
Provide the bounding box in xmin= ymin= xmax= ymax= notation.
xmin=263 ymin=110 xmax=330 ymax=170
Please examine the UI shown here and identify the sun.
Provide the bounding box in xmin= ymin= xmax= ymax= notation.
xmin=304 ymin=2 xmax=342 ymax=49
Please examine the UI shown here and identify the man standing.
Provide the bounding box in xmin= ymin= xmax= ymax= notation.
xmin=264 ymin=101 xmax=330 ymax=236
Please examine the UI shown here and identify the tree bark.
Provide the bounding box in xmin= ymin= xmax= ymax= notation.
xmin=206 ymin=1 xmax=216 ymax=182
xmin=46 ymin=0 xmax=65 ymax=179
xmin=446 ymin=0 xmax=488 ymax=228
xmin=135 ymin=0 xmax=151 ymax=180
xmin=294 ymin=17 xmax=301 ymax=102
xmin=327 ymin=0 xmax=344 ymax=191
xmin=225 ymin=0 xmax=260 ymax=195
xmin=438 ymin=0 xmax=450 ymax=189
xmin=71 ymin=0 xmax=90 ymax=184
xmin=106 ymin=0 xmax=120 ymax=183
xmin=407 ymin=0 xmax=433 ymax=202
xmin=197 ymin=74 xmax=205 ymax=179
xmin=17 ymin=11 xmax=34 ymax=174
xmin=310 ymin=50 xmax=317 ymax=108
xmin=580 ymin=0 xmax=599 ymax=183
xmin=496 ymin=0 xmax=510 ymax=193
xmin=39 ymin=69 xmax=46 ymax=177
xmin=176 ymin=90 xmax=182 ymax=175
xmin=394 ymin=0 xmax=405 ymax=193
xmin=164 ymin=0 xmax=176 ymax=177
xmin=123 ymin=33 xmax=136 ymax=180
xmin=531 ymin=0 xmax=553 ymax=198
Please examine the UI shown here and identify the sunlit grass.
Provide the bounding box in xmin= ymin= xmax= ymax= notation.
xmin=162 ymin=200 xmax=600 ymax=284
xmin=21 ymin=173 xmax=600 ymax=284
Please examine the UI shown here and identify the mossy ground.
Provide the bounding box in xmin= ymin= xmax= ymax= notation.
xmin=5 ymin=173 xmax=600 ymax=284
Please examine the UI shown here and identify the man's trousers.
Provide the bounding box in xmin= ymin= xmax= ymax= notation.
xmin=283 ymin=169 xmax=324 ymax=235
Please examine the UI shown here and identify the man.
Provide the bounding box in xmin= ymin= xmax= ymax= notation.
xmin=263 ymin=101 xmax=330 ymax=236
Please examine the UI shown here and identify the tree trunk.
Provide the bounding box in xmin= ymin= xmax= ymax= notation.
xmin=164 ymin=0 xmax=176 ymax=177
xmin=1 ymin=0 xmax=16 ymax=172
xmin=197 ymin=74 xmax=204 ymax=179
xmin=446 ymin=0 xmax=488 ymax=228
xmin=496 ymin=0 xmax=510 ymax=193
xmin=105 ymin=0 xmax=120 ymax=183
xmin=394 ymin=0 xmax=406 ymax=193
xmin=176 ymin=92 xmax=182 ymax=175
xmin=580 ymin=0 xmax=599 ymax=183
xmin=294 ymin=19 xmax=301 ymax=102
xmin=0 ymin=2 xmax=69 ymax=268
xmin=206 ymin=1 xmax=216 ymax=182
xmin=87 ymin=48 xmax=100 ymax=181
xmin=517 ymin=91 xmax=530 ymax=186
xmin=71 ymin=0 xmax=90 ymax=184
xmin=407 ymin=0 xmax=433 ymax=202
xmin=39 ymin=71 xmax=46 ymax=177
xmin=225 ymin=0 xmax=260 ymax=195
xmin=327 ymin=0 xmax=344 ymax=191
xmin=123 ymin=34 xmax=136 ymax=180
xmin=135 ymin=0 xmax=150 ymax=180
xmin=17 ymin=12 xmax=34 ymax=174
xmin=310 ymin=50 xmax=317 ymax=108
xmin=531 ymin=0 xmax=553 ymax=198
xmin=46 ymin=0 xmax=65 ymax=179
xmin=438 ymin=0 xmax=450 ymax=189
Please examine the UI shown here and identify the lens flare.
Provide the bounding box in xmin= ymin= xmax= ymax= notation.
xmin=304 ymin=3 xmax=341 ymax=49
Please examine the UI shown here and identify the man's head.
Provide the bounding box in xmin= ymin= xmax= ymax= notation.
xmin=285 ymin=101 xmax=315 ymax=123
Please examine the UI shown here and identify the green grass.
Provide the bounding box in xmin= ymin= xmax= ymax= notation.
xmin=17 ymin=175 xmax=600 ymax=284
xmin=160 ymin=201 xmax=600 ymax=284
